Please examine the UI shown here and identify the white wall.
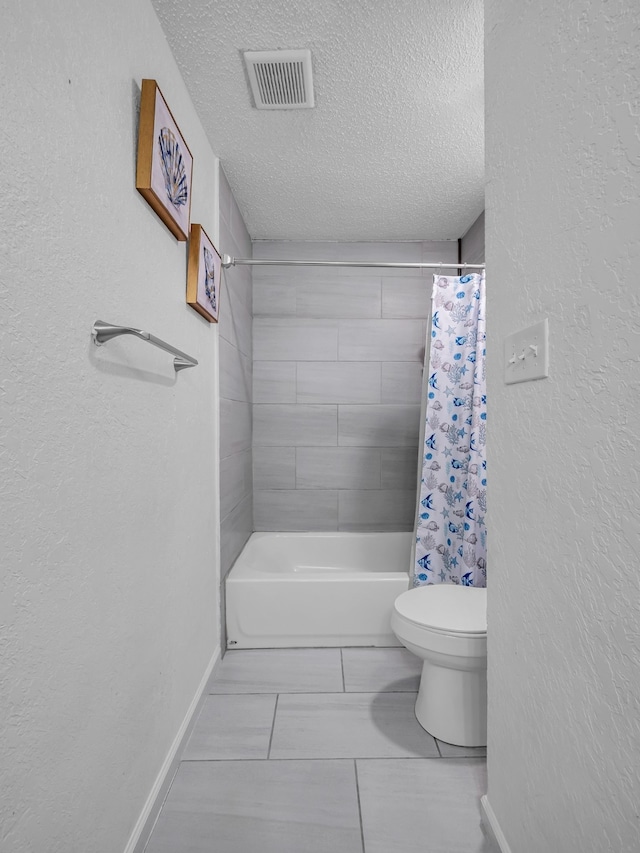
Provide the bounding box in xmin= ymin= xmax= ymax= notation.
xmin=486 ymin=2 xmax=640 ymax=851
xmin=0 ymin=2 xmax=220 ymax=851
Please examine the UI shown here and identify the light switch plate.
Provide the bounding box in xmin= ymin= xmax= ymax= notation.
xmin=504 ymin=318 xmax=549 ymax=384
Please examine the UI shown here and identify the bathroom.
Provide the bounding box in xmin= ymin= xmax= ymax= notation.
xmin=1 ymin=1 xmax=638 ymax=852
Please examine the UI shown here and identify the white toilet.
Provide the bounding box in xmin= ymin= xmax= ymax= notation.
xmin=391 ymin=585 xmax=487 ymax=747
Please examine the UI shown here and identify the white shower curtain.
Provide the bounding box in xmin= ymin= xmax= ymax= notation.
xmin=412 ymin=273 xmax=487 ymax=587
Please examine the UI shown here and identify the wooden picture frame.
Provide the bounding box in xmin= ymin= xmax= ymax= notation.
xmin=187 ymin=224 xmax=221 ymax=323
xmin=136 ymin=79 xmax=193 ymax=241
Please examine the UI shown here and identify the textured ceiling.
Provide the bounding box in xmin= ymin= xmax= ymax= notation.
xmin=151 ymin=0 xmax=484 ymax=241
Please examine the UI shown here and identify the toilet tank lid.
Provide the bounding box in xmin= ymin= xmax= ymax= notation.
xmin=395 ymin=585 xmax=487 ymax=634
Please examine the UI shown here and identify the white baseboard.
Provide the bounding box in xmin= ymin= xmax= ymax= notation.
xmin=124 ymin=645 xmax=221 ymax=853
xmin=480 ymin=795 xmax=513 ymax=853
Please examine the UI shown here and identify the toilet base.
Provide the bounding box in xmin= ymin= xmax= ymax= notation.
xmin=415 ymin=658 xmax=487 ymax=747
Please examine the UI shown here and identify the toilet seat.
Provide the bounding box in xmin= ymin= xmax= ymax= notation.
xmin=391 ymin=585 xmax=487 ymax=660
xmin=394 ymin=585 xmax=486 ymax=636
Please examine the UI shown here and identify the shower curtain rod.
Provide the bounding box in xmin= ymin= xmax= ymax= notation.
xmin=221 ymin=254 xmax=485 ymax=271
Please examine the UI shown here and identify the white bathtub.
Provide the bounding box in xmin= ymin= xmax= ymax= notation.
xmin=225 ymin=532 xmax=412 ymax=648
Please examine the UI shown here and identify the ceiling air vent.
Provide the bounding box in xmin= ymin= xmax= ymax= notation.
xmin=243 ymin=49 xmax=314 ymax=110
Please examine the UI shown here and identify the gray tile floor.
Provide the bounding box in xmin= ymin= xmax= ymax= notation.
xmin=146 ymin=648 xmax=490 ymax=853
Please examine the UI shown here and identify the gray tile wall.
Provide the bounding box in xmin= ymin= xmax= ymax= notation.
xmin=252 ymin=240 xmax=458 ymax=531
xmin=219 ymin=168 xmax=253 ymax=594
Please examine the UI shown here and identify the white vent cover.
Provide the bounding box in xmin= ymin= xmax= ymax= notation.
xmin=243 ymin=49 xmax=314 ymax=110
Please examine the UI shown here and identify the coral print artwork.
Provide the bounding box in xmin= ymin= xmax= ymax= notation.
xmin=136 ymin=79 xmax=193 ymax=241
xmin=187 ymin=224 xmax=221 ymax=323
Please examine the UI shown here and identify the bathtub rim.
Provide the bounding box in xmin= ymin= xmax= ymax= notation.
xmin=228 ymin=530 xmax=414 ymax=579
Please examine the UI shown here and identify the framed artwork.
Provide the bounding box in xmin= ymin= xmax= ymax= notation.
xmin=187 ymin=224 xmax=221 ymax=323
xmin=136 ymin=79 xmax=193 ymax=241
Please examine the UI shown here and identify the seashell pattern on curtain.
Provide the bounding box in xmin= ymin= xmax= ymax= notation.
xmin=414 ymin=273 xmax=487 ymax=587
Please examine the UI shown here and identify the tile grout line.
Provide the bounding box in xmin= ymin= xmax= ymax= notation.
xmin=354 ymin=759 xmax=367 ymax=853
xmin=178 ymin=755 xmax=479 ymax=763
xmin=340 ymin=649 xmax=346 ymax=692
xmin=209 ymin=689 xmax=421 ymax=696
xmin=266 ymin=694 xmax=279 ymax=759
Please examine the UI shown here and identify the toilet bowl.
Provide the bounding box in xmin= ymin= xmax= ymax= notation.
xmin=391 ymin=585 xmax=487 ymax=747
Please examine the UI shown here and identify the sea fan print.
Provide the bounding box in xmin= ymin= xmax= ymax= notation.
xmin=158 ymin=127 xmax=188 ymax=208
xmin=420 ymin=533 xmax=436 ymax=551
xmin=450 ymin=302 xmax=472 ymax=323
xmin=203 ymin=246 xmax=216 ymax=311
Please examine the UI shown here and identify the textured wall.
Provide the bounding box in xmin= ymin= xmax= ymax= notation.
xmin=218 ymin=167 xmax=253 ymax=633
xmin=486 ymin=2 xmax=640 ymax=851
xmin=252 ymin=241 xmax=458 ymax=531
xmin=0 ymin=2 xmax=220 ymax=851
